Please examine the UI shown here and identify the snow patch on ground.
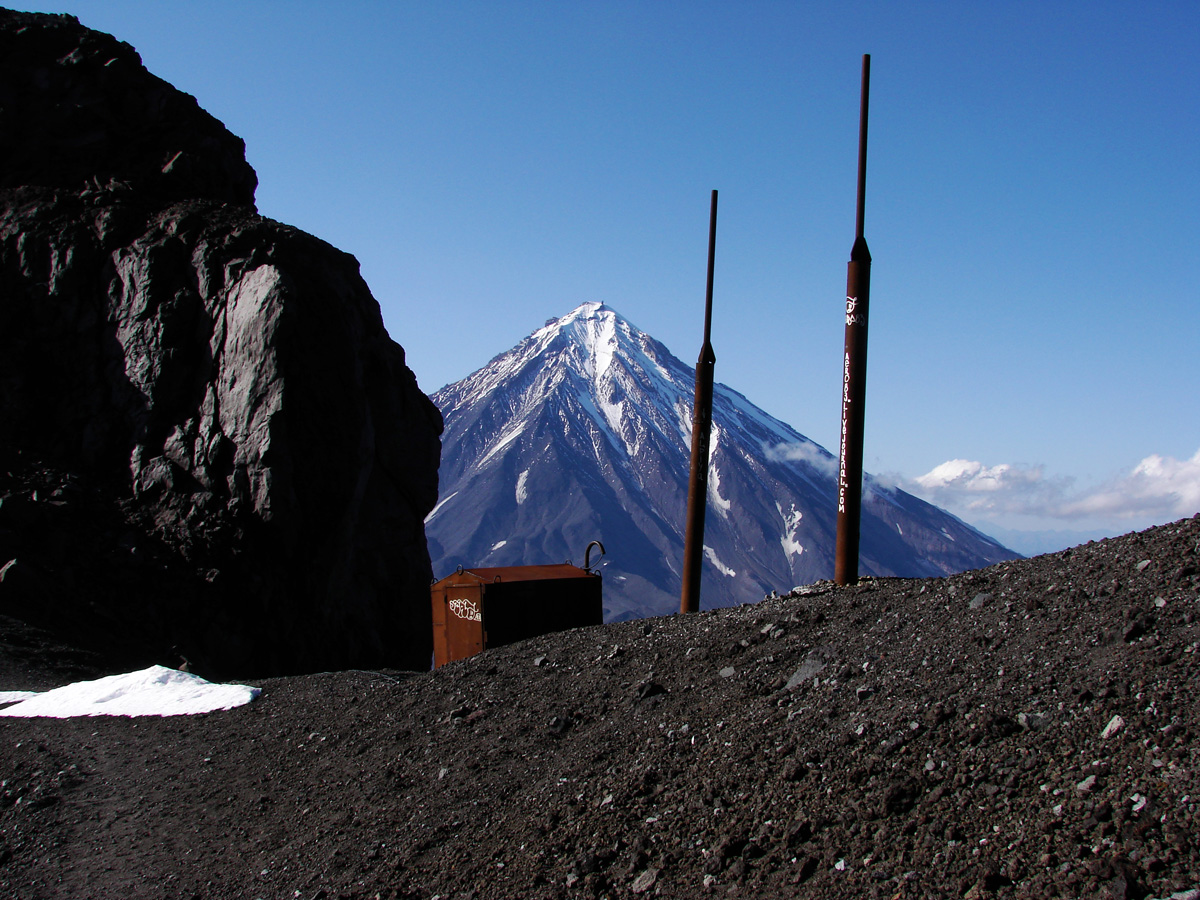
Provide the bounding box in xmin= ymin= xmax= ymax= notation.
xmin=675 ymin=399 xmax=693 ymax=445
xmin=0 ymin=666 xmax=260 ymax=718
xmin=708 ymin=464 xmax=731 ymax=519
xmin=705 ymin=427 xmax=731 ymax=518
xmin=425 ymin=490 xmax=459 ymax=523
xmin=647 ymin=350 xmax=673 ymax=384
xmin=574 ymin=387 xmax=623 ymax=456
xmin=777 ymin=502 xmax=805 ymax=561
xmin=515 ymin=470 xmax=529 ymax=505
xmin=704 ymin=427 xmax=730 ymax=518
xmin=598 ymin=395 xmax=626 ymax=451
xmin=491 ymin=540 xmax=507 ymax=551
xmin=590 ymin=312 xmax=618 ymax=380
xmin=703 ymin=545 xmax=736 ymax=577
xmin=478 ymin=423 xmax=525 ymax=468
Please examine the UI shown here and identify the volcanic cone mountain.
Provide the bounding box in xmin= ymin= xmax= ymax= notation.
xmin=428 ymin=303 xmax=1015 ymax=619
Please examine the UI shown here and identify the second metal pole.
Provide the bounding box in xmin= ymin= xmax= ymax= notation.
xmin=835 ymin=54 xmax=872 ymax=586
xmin=680 ymin=190 xmax=719 ymax=614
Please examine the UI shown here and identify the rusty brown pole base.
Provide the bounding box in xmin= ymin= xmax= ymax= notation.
xmin=680 ymin=190 xmax=719 ymax=614
xmin=680 ymin=347 xmax=715 ymax=613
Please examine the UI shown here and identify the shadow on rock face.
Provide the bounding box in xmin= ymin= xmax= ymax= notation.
xmin=0 ymin=11 xmax=443 ymax=678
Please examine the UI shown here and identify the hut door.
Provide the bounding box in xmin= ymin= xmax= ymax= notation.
xmin=441 ymin=583 xmax=484 ymax=664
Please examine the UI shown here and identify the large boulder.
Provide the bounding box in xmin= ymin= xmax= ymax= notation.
xmin=0 ymin=9 xmax=255 ymax=205
xmin=0 ymin=9 xmax=443 ymax=676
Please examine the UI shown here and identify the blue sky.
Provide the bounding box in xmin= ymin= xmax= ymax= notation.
xmin=18 ymin=1 xmax=1200 ymax=552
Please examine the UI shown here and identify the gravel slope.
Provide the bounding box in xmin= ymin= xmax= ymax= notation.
xmin=1 ymin=516 xmax=1198 ymax=899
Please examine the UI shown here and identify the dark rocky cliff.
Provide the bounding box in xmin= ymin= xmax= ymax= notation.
xmin=0 ymin=9 xmax=443 ymax=676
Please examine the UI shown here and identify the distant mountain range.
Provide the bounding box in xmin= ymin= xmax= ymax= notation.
xmin=426 ymin=302 xmax=1017 ymax=620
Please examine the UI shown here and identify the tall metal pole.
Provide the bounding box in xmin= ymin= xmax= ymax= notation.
xmin=680 ymin=190 xmax=718 ymax=613
xmin=835 ymin=54 xmax=872 ymax=586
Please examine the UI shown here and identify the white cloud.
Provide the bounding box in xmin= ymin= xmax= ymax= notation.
xmin=904 ymin=449 xmax=1200 ymax=526
xmin=764 ymin=441 xmax=838 ymax=477
xmin=911 ymin=459 xmax=1062 ymax=511
xmin=1056 ymin=451 xmax=1200 ymax=520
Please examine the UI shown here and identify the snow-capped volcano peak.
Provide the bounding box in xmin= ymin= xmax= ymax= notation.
xmin=529 ymin=302 xmax=661 ymax=384
xmin=563 ymin=302 xmax=623 ymax=380
xmin=437 ymin=302 xmax=688 ymax=466
xmin=428 ymin=305 xmax=1017 ymax=620
xmin=529 ymin=301 xmax=626 ymax=381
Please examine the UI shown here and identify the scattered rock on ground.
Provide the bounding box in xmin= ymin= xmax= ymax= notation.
xmin=1 ymin=515 xmax=1197 ymax=898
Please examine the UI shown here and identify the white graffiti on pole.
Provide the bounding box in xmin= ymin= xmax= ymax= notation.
xmin=838 ymin=348 xmax=850 ymax=514
xmin=838 ymin=296 xmax=865 ymax=515
xmin=845 ymin=295 xmax=867 ymax=327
